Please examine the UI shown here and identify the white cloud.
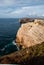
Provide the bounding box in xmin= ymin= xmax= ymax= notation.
xmin=0 ymin=0 xmax=44 ymax=18
xmin=0 ymin=0 xmax=44 ymax=7
xmin=8 ymin=5 xmax=44 ymax=18
xmin=0 ymin=5 xmax=44 ymax=18
xmin=0 ymin=0 xmax=15 ymax=7
xmin=42 ymin=14 xmax=44 ymax=16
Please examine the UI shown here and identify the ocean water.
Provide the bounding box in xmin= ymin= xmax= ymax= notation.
xmin=0 ymin=18 xmax=20 ymax=56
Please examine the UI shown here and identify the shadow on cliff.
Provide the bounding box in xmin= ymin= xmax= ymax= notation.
xmin=21 ymin=56 xmax=44 ymax=65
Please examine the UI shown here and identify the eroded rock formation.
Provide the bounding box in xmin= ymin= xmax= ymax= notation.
xmin=19 ymin=18 xmax=34 ymax=24
xmin=0 ymin=42 xmax=44 ymax=64
xmin=0 ymin=19 xmax=44 ymax=64
xmin=16 ymin=19 xmax=44 ymax=49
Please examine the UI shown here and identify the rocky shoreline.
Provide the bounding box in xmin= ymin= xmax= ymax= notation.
xmin=0 ymin=18 xmax=44 ymax=64
xmin=0 ymin=42 xmax=44 ymax=64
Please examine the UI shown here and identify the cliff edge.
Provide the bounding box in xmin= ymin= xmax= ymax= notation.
xmin=16 ymin=19 xmax=44 ymax=49
xmin=0 ymin=19 xmax=44 ymax=64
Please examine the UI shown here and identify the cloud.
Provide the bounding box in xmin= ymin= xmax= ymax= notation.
xmin=0 ymin=0 xmax=44 ymax=18
xmin=8 ymin=5 xmax=44 ymax=18
xmin=0 ymin=0 xmax=44 ymax=7
xmin=42 ymin=14 xmax=44 ymax=16
xmin=0 ymin=0 xmax=15 ymax=6
xmin=0 ymin=5 xmax=44 ymax=18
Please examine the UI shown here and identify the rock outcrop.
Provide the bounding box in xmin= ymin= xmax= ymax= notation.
xmin=19 ymin=18 xmax=34 ymax=24
xmin=0 ymin=19 xmax=44 ymax=64
xmin=0 ymin=42 xmax=44 ymax=64
xmin=16 ymin=19 xmax=44 ymax=49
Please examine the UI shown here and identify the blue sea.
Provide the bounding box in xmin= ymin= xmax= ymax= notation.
xmin=0 ymin=18 xmax=20 ymax=56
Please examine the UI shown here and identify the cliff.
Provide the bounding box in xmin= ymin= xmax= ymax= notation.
xmin=0 ymin=19 xmax=44 ymax=64
xmin=16 ymin=19 xmax=44 ymax=49
xmin=0 ymin=42 xmax=44 ymax=64
xmin=19 ymin=18 xmax=34 ymax=24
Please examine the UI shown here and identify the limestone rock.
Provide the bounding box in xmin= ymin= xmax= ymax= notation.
xmin=16 ymin=19 xmax=44 ymax=49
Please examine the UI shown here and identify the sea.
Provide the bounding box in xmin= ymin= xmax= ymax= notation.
xmin=0 ymin=18 xmax=20 ymax=56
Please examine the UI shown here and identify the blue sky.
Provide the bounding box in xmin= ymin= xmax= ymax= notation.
xmin=0 ymin=0 xmax=44 ymax=18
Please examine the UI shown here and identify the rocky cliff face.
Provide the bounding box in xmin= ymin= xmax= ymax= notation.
xmin=0 ymin=42 xmax=44 ymax=64
xmin=19 ymin=18 xmax=34 ymax=24
xmin=16 ymin=19 xmax=44 ymax=49
xmin=0 ymin=19 xmax=44 ymax=64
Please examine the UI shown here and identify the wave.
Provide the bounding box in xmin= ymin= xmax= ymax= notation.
xmin=12 ymin=40 xmax=20 ymax=50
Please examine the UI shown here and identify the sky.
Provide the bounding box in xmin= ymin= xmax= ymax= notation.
xmin=0 ymin=0 xmax=44 ymax=18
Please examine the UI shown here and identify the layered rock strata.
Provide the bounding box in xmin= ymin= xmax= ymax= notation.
xmin=16 ymin=19 xmax=44 ymax=49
